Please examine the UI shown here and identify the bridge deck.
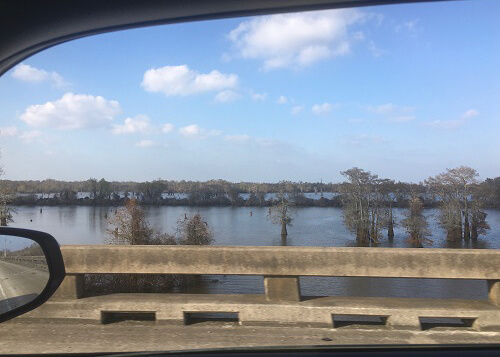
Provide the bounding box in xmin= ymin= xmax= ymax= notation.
xmin=2 ymin=319 xmax=500 ymax=354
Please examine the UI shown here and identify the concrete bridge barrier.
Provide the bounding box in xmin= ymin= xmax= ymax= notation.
xmin=1 ymin=255 xmax=48 ymax=270
xmin=22 ymin=246 xmax=500 ymax=331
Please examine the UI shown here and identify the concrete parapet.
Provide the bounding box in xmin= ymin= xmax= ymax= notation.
xmin=21 ymin=293 xmax=500 ymax=331
xmin=488 ymin=280 xmax=500 ymax=306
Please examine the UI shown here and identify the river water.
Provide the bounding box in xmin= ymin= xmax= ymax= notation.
xmin=10 ymin=205 xmax=500 ymax=300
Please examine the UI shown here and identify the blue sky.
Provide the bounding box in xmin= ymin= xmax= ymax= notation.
xmin=0 ymin=0 xmax=499 ymax=183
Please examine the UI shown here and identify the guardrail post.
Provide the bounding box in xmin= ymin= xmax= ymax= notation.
xmin=264 ymin=276 xmax=301 ymax=301
xmin=53 ymin=274 xmax=85 ymax=299
xmin=488 ymin=280 xmax=500 ymax=305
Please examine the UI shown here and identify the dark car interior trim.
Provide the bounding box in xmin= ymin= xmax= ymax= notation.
xmin=0 ymin=227 xmax=65 ymax=323
xmin=0 ymin=0 xmax=453 ymax=76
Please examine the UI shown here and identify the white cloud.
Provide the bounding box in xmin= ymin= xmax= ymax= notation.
xmin=312 ymin=103 xmax=332 ymax=114
xmin=404 ymin=19 xmax=419 ymax=32
xmin=461 ymin=109 xmax=479 ymax=119
xmin=161 ymin=123 xmax=174 ymax=133
xmin=19 ymin=130 xmax=42 ymax=143
xmin=179 ymin=124 xmax=200 ymax=136
xmin=344 ymin=133 xmax=386 ymax=146
xmin=427 ymin=119 xmax=464 ymax=130
xmin=368 ymin=40 xmax=385 ymax=57
xmin=277 ymin=95 xmax=288 ymax=104
xmin=368 ymin=103 xmax=415 ymax=122
xmin=112 ymin=115 xmax=152 ymax=135
xmin=227 ymin=9 xmax=365 ymax=70
xmin=291 ymin=106 xmax=304 ymax=115
xmin=388 ymin=115 xmax=415 ymax=122
xmin=396 ymin=19 xmax=419 ymax=34
xmin=427 ymin=109 xmax=478 ymax=130
xmin=179 ymin=124 xmax=221 ymax=138
xmin=353 ymin=31 xmax=365 ymax=40
xmin=215 ymin=90 xmax=240 ymax=103
xmin=225 ymin=134 xmax=251 ymax=142
xmin=141 ymin=65 xmax=238 ymax=96
xmin=0 ymin=127 xmax=18 ymax=137
xmin=20 ymin=93 xmax=121 ymax=130
xmin=368 ymin=103 xmax=397 ymax=115
xmin=135 ymin=140 xmax=155 ymax=148
xmin=251 ymin=92 xmax=267 ymax=101
xmin=11 ymin=63 xmax=69 ymax=87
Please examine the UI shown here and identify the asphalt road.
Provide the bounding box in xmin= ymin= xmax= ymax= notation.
xmin=0 ymin=259 xmax=49 ymax=314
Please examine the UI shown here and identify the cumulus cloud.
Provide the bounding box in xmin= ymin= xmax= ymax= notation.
xmin=368 ymin=40 xmax=385 ymax=57
xmin=112 ymin=115 xmax=152 ymax=135
xmin=277 ymin=95 xmax=288 ymax=104
xmin=368 ymin=103 xmax=397 ymax=115
xmin=227 ymin=9 xmax=365 ymax=70
xmin=312 ymin=103 xmax=332 ymax=114
xmin=135 ymin=140 xmax=155 ymax=148
xmin=0 ymin=127 xmax=18 ymax=137
xmin=179 ymin=124 xmax=221 ymax=138
xmin=461 ymin=109 xmax=479 ymax=119
xmin=427 ymin=109 xmax=479 ymax=130
xmin=215 ymin=90 xmax=240 ymax=103
xmin=368 ymin=103 xmax=415 ymax=122
xmin=18 ymin=130 xmax=42 ymax=143
xmin=161 ymin=123 xmax=174 ymax=133
xmin=387 ymin=115 xmax=415 ymax=122
xmin=396 ymin=19 xmax=420 ymax=34
xmin=141 ymin=65 xmax=238 ymax=96
xmin=427 ymin=119 xmax=464 ymax=130
xmin=225 ymin=134 xmax=251 ymax=142
xmin=179 ymin=124 xmax=200 ymax=136
xmin=291 ymin=106 xmax=304 ymax=115
xmin=11 ymin=63 xmax=69 ymax=87
xmin=20 ymin=93 xmax=121 ymax=130
xmin=344 ymin=133 xmax=386 ymax=146
xmin=251 ymin=92 xmax=267 ymax=101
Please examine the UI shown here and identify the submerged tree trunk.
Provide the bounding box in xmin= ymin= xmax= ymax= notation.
xmin=463 ymin=212 xmax=470 ymax=240
xmin=471 ymin=213 xmax=479 ymax=241
xmin=0 ymin=216 xmax=6 ymax=226
xmin=457 ymin=211 xmax=463 ymax=240
xmin=387 ymin=207 xmax=394 ymax=241
xmin=281 ymin=221 xmax=287 ymax=237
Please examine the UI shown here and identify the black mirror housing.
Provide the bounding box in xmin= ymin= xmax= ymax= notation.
xmin=0 ymin=227 xmax=65 ymax=323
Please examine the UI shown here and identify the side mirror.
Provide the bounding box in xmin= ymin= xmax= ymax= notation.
xmin=0 ymin=227 xmax=65 ymax=323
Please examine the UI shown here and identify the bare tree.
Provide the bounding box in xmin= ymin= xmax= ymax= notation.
xmin=340 ymin=168 xmax=391 ymax=245
xmin=176 ymin=213 xmax=214 ymax=245
xmin=106 ymin=198 xmax=174 ymax=245
xmin=267 ymin=181 xmax=296 ymax=237
xmin=401 ymin=192 xmax=432 ymax=248
xmin=426 ymin=166 xmax=489 ymax=241
xmin=92 ymin=200 xmax=213 ymax=295
xmin=87 ymin=178 xmax=98 ymax=200
xmin=0 ymin=156 xmax=14 ymax=226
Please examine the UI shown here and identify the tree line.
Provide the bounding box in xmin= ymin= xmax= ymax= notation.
xmin=269 ymin=167 xmax=491 ymax=248
xmin=3 ymin=172 xmax=500 ymax=209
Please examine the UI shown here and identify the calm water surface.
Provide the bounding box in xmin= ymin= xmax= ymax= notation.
xmin=11 ymin=206 xmax=500 ymax=300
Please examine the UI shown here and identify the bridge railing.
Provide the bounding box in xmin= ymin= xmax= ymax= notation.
xmin=55 ymin=245 xmax=500 ymax=305
xmin=1 ymin=255 xmax=48 ymax=270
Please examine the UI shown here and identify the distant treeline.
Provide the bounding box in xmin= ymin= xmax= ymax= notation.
xmin=3 ymin=174 xmax=500 ymax=209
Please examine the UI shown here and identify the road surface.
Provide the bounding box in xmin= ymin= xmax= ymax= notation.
xmin=0 ymin=259 xmax=49 ymax=314
xmin=0 ymin=319 xmax=499 ymax=354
